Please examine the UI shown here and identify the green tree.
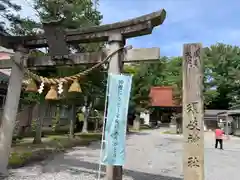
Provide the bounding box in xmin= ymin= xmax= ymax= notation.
xmin=125 ymin=57 xmax=182 ymax=112
xmin=9 ymin=0 xmax=104 ymax=137
xmin=56 ymin=65 xmax=107 ymax=133
xmin=124 ymin=58 xmax=168 ymax=130
xmin=203 ymin=43 xmax=240 ymax=109
xmin=164 ymin=57 xmax=182 ymax=105
xmin=34 ymin=0 xmax=101 ymax=26
xmin=126 ymin=43 xmax=240 ymax=115
xmin=0 ymin=0 xmax=22 ymax=33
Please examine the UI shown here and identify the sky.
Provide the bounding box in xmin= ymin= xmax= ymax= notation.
xmin=12 ymin=0 xmax=240 ymax=57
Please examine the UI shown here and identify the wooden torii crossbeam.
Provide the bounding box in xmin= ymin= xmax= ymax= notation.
xmin=0 ymin=9 xmax=166 ymax=179
xmin=2 ymin=9 xmax=166 ymax=49
xmin=0 ymin=48 xmax=160 ymax=69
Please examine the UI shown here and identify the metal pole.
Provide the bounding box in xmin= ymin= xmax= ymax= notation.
xmin=226 ymin=113 xmax=229 ymax=137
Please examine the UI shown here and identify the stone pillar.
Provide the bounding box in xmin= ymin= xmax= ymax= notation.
xmin=170 ymin=113 xmax=177 ymax=133
xmin=182 ymin=43 xmax=204 ymax=180
xmin=0 ymin=48 xmax=27 ymax=174
xmin=133 ymin=114 xmax=140 ymax=131
xmin=106 ymin=33 xmax=124 ymax=180
xmin=69 ymin=104 xmax=76 ymax=138
xmin=33 ymin=102 xmax=45 ymax=144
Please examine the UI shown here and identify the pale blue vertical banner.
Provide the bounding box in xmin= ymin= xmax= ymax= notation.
xmin=102 ymin=73 xmax=132 ymax=165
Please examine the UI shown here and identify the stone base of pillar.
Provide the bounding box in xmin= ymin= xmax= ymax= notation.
xmin=170 ymin=124 xmax=177 ymax=134
xmin=106 ymin=165 xmax=122 ymax=180
xmin=133 ymin=119 xmax=140 ymax=131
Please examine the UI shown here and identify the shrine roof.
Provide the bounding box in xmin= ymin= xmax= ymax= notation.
xmin=149 ymin=86 xmax=180 ymax=107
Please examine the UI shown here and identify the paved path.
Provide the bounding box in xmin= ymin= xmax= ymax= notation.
xmin=6 ymin=129 xmax=240 ymax=179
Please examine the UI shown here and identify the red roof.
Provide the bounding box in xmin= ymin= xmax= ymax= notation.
xmin=149 ymin=86 xmax=178 ymax=107
xmin=0 ymin=53 xmax=11 ymax=76
xmin=0 ymin=52 xmax=10 ymax=60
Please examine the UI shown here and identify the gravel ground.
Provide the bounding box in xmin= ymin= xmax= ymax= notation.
xmin=5 ymin=129 xmax=240 ymax=180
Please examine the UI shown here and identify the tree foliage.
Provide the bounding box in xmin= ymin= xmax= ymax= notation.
xmin=34 ymin=0 xmax=102 ymax=26
xmin=124 ymin=57 xmax=181 ymax=112
xmin=3 ymin=1 xmax=240 ymax=113
xmin=0 ymin=0 xmax=22 ymax=33
xmin=125 ymin=43 xmax=240 ymax=112
xmin=204 ymin=43 xmax=240 ymax=109
xmin=8 ymin=0 xmax=105 ymax=106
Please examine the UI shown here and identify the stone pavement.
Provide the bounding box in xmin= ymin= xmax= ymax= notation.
xmin=5 ymin=129 xmax=240 ymax=180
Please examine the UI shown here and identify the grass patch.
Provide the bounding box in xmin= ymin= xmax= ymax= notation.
xmin=140 ymin=124 xmax=151 ymax=130
xmin=9 ymin=132 xmax=102 ymax=168
xmin=9 ymin=152 xmax=33 ymax=167
xmin=75 ymin=132 xmax=102 ymax=140
xmin=161 ymin=130 xmax=177 ymax=134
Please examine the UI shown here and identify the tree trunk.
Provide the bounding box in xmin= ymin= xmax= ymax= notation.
xmin=82 ymin=109 xmax=88 ymax=133
xmin=82 ymin=101 xmax=93 ymax=133
xmin=170 ymin=113 xmax=177 ymax=134
xmin=133 ymin=114 xmax=140 ymax=131
xmin=15 ymin=126 xmax=26 ymax=140
xmin=95 ymin=116 xmax=99 ymax=132
xmin=33 ymin=103 xmax=45 ymax=144
xmin=69 ymin=104 xmax=76 ymax=138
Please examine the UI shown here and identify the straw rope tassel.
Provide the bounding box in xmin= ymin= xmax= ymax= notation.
xmin=26 ymin=78 xmax=38 ymax=92
xmin=18 ymin=46 xmax=131 ymax=92
xmin=45 ymin=85 xmax=58 ymax=100
xmin=68 ymin=79 xmax=82 ymax=93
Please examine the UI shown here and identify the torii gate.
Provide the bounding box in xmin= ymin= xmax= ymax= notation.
xmin=0 ymin=8 xmax=205 ymax=180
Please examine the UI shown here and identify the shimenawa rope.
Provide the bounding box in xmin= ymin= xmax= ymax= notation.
xmin=13 ymin=45 xmax=132 ymax=85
